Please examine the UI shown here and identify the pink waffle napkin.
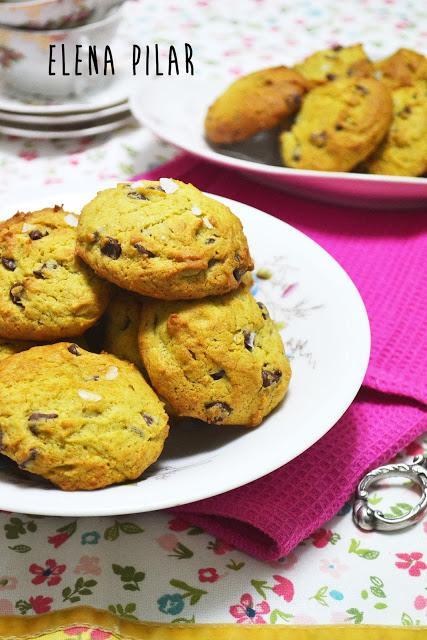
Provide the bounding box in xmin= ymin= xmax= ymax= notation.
xmin=135 ymin=155 xmax=427 ymax=561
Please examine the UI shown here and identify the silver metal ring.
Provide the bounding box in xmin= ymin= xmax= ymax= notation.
xmin=353 ymin=455 xmax=427 ymax=532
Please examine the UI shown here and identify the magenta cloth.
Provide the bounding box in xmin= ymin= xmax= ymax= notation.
xmin=135 ymin=155 xmax=427 ymax=561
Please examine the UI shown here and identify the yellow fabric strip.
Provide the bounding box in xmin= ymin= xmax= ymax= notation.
xmin=0 ymin=607 xmax=425 ymax=640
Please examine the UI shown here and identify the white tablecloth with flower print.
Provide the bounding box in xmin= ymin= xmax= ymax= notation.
xmin=0 ymin=0 xmax=426 ymax=628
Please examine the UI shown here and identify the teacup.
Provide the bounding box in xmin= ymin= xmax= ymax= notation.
xmin=0 ymin=0 xmax=124 ymax=30
xmin=0 ymin=6 xmax=122 ymax=99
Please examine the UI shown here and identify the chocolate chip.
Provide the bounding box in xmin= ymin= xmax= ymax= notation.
xmin=310 ymin=131 xmax=328 ymax=147
xmin=68 ymin=344 xmax=81 ymax=356
xmin=262 ymin=369 xmax=282 ymax=388
xmin=28 ymin=412 xmax=58 ymax=422
xmin=128 ymin=191 xmax=148 ymax=200
xmin=332 ymin=44 xmax=343 ymax=51
xmin=204 ymin=401 xmax=232 ymax=423
xmin=243 ymin=330 xmax=256 ymax=351
xmin=129 ymin=426 xmax=145 ymax=437
xmin=101 ymin=237 xmax=122 ymax=259
xmin=91 ymin=230 xmax=100 ymax=244
xmin=53 ymin=204 xmax=62 ymax=212
xmin=326 ymin=73 xmax=337 ymax=81
xmin=264 ymin=79 xmax=274 ymax=86
xmin=205 ymin=237 xmax=216 ymax=245
xmin=399 ymin=105 xmax=412 ymax=119
xmin=133 ymin=243 xmax=155 ymax=257
xmin=286 ymin=94 xmax=302 ymax=110
xmin=1 ymin=257 xmax=16 ymax=271
xmin=29 ymin=229 xmax=48 ymax=241
xmin=208 ymin=258 xmax=219 ymax=268
xmin=10 ymin=283 xmax=24 ymax=308
xmin=210 ymin=369 xmax=225 ymax=380
xmin=33 ymin=269 xmax=45 ymax=279
xmin=257 ymin=302 xmax=269 ymax=319
xmin=292 ymin=151 xmax=301 ymax=162
xmin=142 ymin=413 xmax=154 ymax=426
xmin=233 ymin=267 xmax=247 ymax=282
xmin=355 ymin=84 xmax=369 ymax=95
xmin=335 ymin=123 xmax=344 ymax=130
xmin=19 ymin=448 xmax=37 ymax=469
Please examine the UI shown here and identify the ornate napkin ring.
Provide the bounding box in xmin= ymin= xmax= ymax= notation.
xmin=353 ymin=455 xmax=427 ymax=532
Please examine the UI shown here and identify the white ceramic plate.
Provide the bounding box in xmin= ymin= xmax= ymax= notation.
xmin=0 ymin=101 xmax=129 ymax=125
xmin=130 ymin=75 xmax=427 ymax=209
xmin=0 ymin=114 xmax=134 ymax=139
xmin=0 ymin=189 xmax=370 ymax=516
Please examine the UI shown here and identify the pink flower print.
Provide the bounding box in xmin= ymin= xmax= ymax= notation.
xmin=414 ymin=595 xmax=427 ymax=610
xmin=48 ymin=532 xmax=69 ymax=548
xmin=198 ymin=567 xmax=220 ymax=583
xmin=0 ymin=599 xmax=13 ymax=615
xmin=29 ymin=559 xmax=66 ymax=586
xmin=156 ymin=533 xmax=178 ymax=552
xmin=272 ymin=575 xmax=294 ymax=602
xmin=168 ymin=517 xmax=190 ymax=532
xmin=320 ymin=558 xmax=348 ymax=579
xmin=230 ymin=593 xmax=270 ymax=624
xmin=0 ymin=576 xmax=17 ymax=590
xmin=65 ymin=627 xmax=111 ymax=639
xmin=311 ymin=528 xmax=333 ymax=548
xmin=19 ymin=150 xmax=38 ymax=161
xmin=74 ymin=556 xmax=101 ymax=576
xmin=29 ymin=595 xmax=52 ymax=614
xmin=395 ymin=552 xmax=427 ymax=576
xmin=209 ymin=538 xmax=234 ymax=555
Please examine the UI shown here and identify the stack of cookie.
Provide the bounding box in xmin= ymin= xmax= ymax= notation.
xmin=0 ymin=179 xmax=291 ymax=491
xmin=205 ymin=46 xmax=427 ymax=177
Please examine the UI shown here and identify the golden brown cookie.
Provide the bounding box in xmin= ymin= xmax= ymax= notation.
xmin=375 ymin=48 xmax=427 ymax=90
xmin=103 ymin=288 xmax=144 ymax=369
xmin=280 ymin=77 xmax=392 ymax=172
xmin=76 ymin=180 xmax=253 ymax=300
xmin=294 ymin=44 xmax=373 ymax=86
xmin=0 ymin=343 xmax=169 ymax=490
xmin=204 ymin=66 xmax=308 ymax=144
xmin=0 ymin=338 xmax=37 ymax=361
xmin=0 ymin=207 xmax=110 ymax=341
xmin=362 ymin=81 xmax=427 ymax=176
xmin=139 ymin=287 xmax=291 ymax=427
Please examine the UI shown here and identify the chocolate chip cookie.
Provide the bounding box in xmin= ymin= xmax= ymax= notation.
xmin=280 ymin=77 xmax=392 ymax=171
xmin=375 ymin=48 xmax=427 ymax=90
xmin=103 ymin=288 xmax=144 ymax=369
xmin=0 ymin=338 xmax=38 ymax=361
xmin=0 ymin=343 xmax=169 ymax=490
xmin=205 ymin=66 xmax=308 ymax=144
xmin=362 ymin=81 xmax=427 ymax=176
xmin=294 ymin=44 xmax=373 ymax=86
xmin=76 ymin=180 xmax=253 ymax=300
xmin=139 ymin=287 xmax=291 ymax=427
xmin=0 ymin=207 xmax=110 ymax=341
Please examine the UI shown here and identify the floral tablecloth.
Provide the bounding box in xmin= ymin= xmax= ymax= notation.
xmin=0 ymin=0 xmax=426 ymax=628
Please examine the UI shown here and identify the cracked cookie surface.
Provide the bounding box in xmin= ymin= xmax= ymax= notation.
xmin=204 ymin=66 xmax=308 ymax=144
xmin=0 ymin=343 xmax=169 ymax=490
xmin=375 ymin=48 xmax=427 ymax=90
xmin=139 ymin=287 xmax=291 ymax=427
xmin=0 ymin=207 xmax=110 ymax=340
xmin=280 ymin=77 xmax=392 ymax=172
xmin=362 ymin=81 xmax=427 ymax=176
xmin=294 ymin=44 xmax=373 ymax=86
xmin=76 ymin=180 xmax=253 ymax=300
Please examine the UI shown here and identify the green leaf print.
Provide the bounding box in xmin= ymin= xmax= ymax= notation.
xmin=62 ymin=578 xmax=97 ymax=603
xmin=250 ymin=579 xmax=269 ymax=599
xmin=15 ymin=599 xmax=32 ymax=615
xmin=112 ymin=564 xmax=145 ymax=591
xmin=169 ymin=579 xmax=207 ymax=605
xmin=56 ymin=521 xmax=77 ymax=536
xmin=361 ymin=590 xmax=369 ymax=600
xmin=309 ymin=585 xmax=329 ymax=607
xmin=270 ymin=609 xmax=293 ymax=624
xmin=4 ymin=517 xmax=37 ymax=540
xmin=346 ymin=608 xmax=364 ymax=624
xmin=172 ymin=616 xmax=196 ymax=624
xmin=104 ymin=521 xmax=143 ymax=541
xmin=369 ymin=576 xmax=386 ymax=598
xmin=8 ymin=544 xmax=31 ymax=553
xmin=348 ymin=539 xmax=380 ymax=560
xmin=401 ymin=612 xmax=421 ymax=626
xmin=108 ymin=603 xmax=138 ymax=621
xmin=168 ymin=542 xmax=194 ymax=560
xmin=226 ymin=559 xmax=245 ymax=571
xmin=119 ymin=522 xmax=144 ymax=534
xmin=374 ymin=602 xmax=388 ymax=609
xmin=187 ymin=526 xmax=204 ymax=536
xmin=104 ymin=522 xmax=120 ymax=541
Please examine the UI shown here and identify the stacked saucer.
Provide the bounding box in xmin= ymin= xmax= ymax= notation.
xmin=0 ymin=0 xmax=132 ymax=138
